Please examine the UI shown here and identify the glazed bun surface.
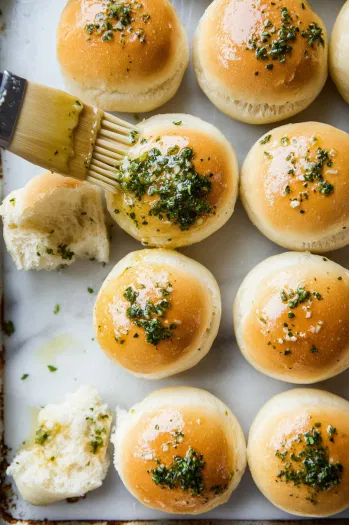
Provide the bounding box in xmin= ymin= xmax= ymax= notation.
xmin=112 ymin=387 xmax=247 ymax=514
xmin=106 ymin=114 xmax=239 ymax=249
xmin=240 ymin=122 xmax=349 ymax=252
xmin=194 ymin=0 xmax=328 ymax=124
xmin=248 ymin=389 xmax=349 ymax=517
xmin=57 ymin=0 xmax=189 ymax=112
xmin=94 ymin=249 xmax=221 ymax=379
xmin=234 ymin=251 xmax=349 ymax=384
xmin=330 ymin=1 xmax=349 ymax=104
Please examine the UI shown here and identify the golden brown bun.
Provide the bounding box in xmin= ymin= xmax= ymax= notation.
xmin=330 ymin=1 xmax=349 ymax=104
xmin=248 ymin=389 xmax=349 ymax=517
xmin=93 ymin=249 xmax=221 ymax=379
xmin=112 ymin=387 xmax=247 ymax=514
xmin=106 ymin=114 xmax=239 ymax=249
xmin=57 ymin=0 xmax=189 ymax=112
xmin=234 ymin=251 xmax=349 ymax=384
xmin=240 ymin=122 xmax=349 ymax=252
xmin=194 ymin=0 xmax=328 ymax=124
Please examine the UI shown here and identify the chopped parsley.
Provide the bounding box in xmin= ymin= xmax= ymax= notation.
xmin=9 ymin=198 xmax=16 ymax=206
xmin=87 ymin=287 xmax=94 ymax=294
xmin=327 ymin=425 xmax=337 ymax=442
xmin=301 ymin=23 xmax=325 ymax=47
xmin=117 ymin=146 xmax=212 ymax=231
xmin=123 ymin=282 xmax=176 ymax=345
xmin=275 ymin=426 xmax=343 ymax=503
xmin=48 ymin=365 xmax=57 ymax=372
xmin=260 ymin=134 xmax=271 ymax=145
xmin=21 ymin=374 xmax=29 ymax=381
xmin=35 ymin=427 xmax=50 ymax=446
xmin=2 ymin=320 xmax=15 ymax=336
xmin=85 ymin=1 xmax=150 ymax=44
xmin=173 ymin=120 xmax=182 ymax=126
xmin=149 ymin=447 xmax=229 ymax=497
xmin=247 ymin=7 xmax=324 ymax=71
xmin=57 ymin=244 xmax=74 ymax=260
xmin=284 ymin=146 xmax=335 ymax=211
xmin=53 ymin=304 xmax=60 ymax=314
xmin=129 ymin=130 xmax=139 ymax=144
xmin=149 ymin=447 xmax=205 ymax=495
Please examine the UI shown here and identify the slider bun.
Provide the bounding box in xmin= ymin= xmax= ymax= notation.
xmin=7 ymin=386 xmax=112 ymax=505
xmin=106 ymin=114 xmax=239 ymax=249
xmin=57 ymin=0 xmax=189 ymax=112
xmin=112 ymin=386 xmax=246 ymax=514
xmin=194 ymin=0 xmax=328 ymax=124
xmin=0 ymin=171 xmax=109 ymax=271
xmin=234 ymin=251 xmax=349 ymax=384
xmin=248 ymin=388 xmax=349 ymax=517
xmin=330 ymin=1 xmax=349 ymax=104
xmin=94 ymin=249 xmax=221 ymax=379
xmin=240 ymin=122 xmax=349 ymax=252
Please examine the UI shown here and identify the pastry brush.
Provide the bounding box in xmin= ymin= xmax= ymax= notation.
xmin=0 ymin=70 xmax=139 ymax=192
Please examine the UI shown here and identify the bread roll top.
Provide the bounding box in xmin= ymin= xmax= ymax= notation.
xmin=57 ymin=0 xmax=185 ymax=91
xmin=242 ymin=122 xmax=349 ymax=241
xmin=120 ymin=405 xmax=234 ymax=513
xmin=95 ymin=253 xmax=213 ymax=374
xmin=106 ymin=115 xmax=238 ymax=248
xmin=249 ymin=390 xmax=349 ymax=516
xmin=196 ymin=0 xmax=328 ymax=105
xmin=113 ymin=386 xmax=246 ymax=514
xmin=243 ymin=256 xmax=349 ymax=382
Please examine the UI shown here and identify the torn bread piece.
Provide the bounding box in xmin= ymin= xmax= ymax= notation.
xmin=0 ymin=171 xmax=109 ymax=270
xmin=7 ymin=386 xmax=112 ymax=505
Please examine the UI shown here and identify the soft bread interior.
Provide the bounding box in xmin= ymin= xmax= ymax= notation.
xmin=0 ymin=172 xmax=109 ymax=270
xmin=6 ymin=386 xmax=112 ymax=506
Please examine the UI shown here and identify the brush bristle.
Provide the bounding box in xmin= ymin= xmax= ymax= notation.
xmin=8 ymin=81 xmax=137 ymax=189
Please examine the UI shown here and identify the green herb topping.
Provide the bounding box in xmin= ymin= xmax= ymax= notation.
xmin=275 ymin=144 xmax=336 ymax=211
xmin=21 ymin=374 xmax=29 ymax=381
xmin=260 ymin=134 xmax=272 ymax=145
xmin=117 ymin=146 xmax=213 ymax=231
xmin=35 ymin=427 xmax=50 ymax=446
xmin=275 ymin=426 xmax=343 ymax=503
xmin=85 ymin=1 xmax=150 ymax=44
xmin=247 ymin=6 xmax=324 ymax=71
xmin=148 ymin=446 xmax=229 ymax=497
xmin=48 ymin=365 xmax=57 ymax=373
xmin=3 ymin=320 xmax=15 ymax=336
xmin=53 ymin=304 xmax=60 ymax=315
xmin=57 ymin=244 xmax=74 ymax=260
xmin=301 ymin=23 xmax=325 ymax=47
xmin=123 ymin=282 xmax=176 ymax=345
xmin=87 ymin=412 xmax=110 ymax=454
xmin=149 ymin=447 xmax=205 ymax=495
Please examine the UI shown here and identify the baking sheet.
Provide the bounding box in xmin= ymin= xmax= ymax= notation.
xmin=1 ymin=0 xmax=349 ymax=521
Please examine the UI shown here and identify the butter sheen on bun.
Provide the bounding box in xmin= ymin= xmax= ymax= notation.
xmin=194 ymin=0 xmax=328 ymax=124
xmin=94 ymin=249 xmax=221 ymax=379
xmin=112 ymin=386 xmax=247 ymax=514
xmin=234 ymin=251 xmax=349 ymax=384
xmin=248 ymin=389 xmax=349 ymax=517
xmin=57 ymin=0 xmax=189 ymax=112
xmin=106 ymin=114 xmax=239 ymax=249
xmin=240 ymin=122 xmax=349 ymax=252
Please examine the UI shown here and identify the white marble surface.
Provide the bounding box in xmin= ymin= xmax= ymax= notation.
xmin=1 ymin=0 xmax=349 ymax=521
